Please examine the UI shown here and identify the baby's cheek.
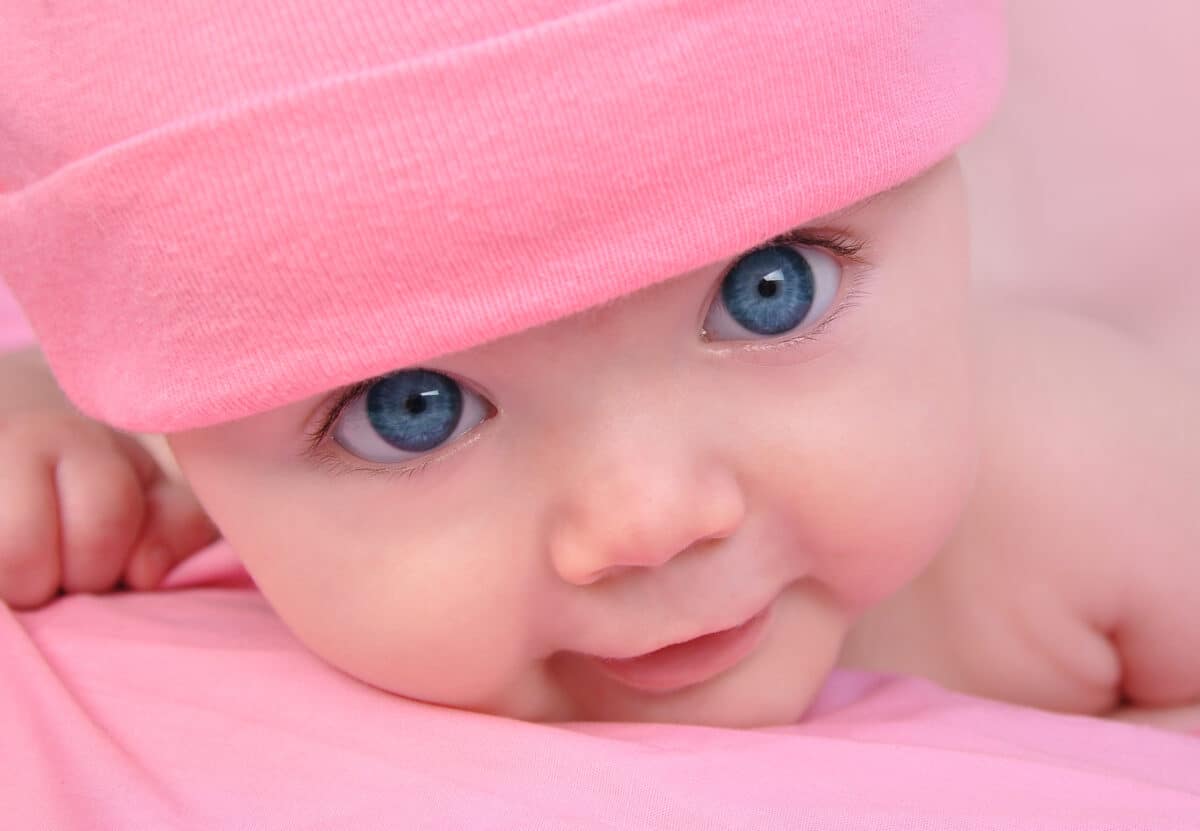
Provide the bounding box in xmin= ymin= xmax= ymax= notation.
xmin=172 ymin=423 xmax=550 ymax=714
xmin=775 ymin=372 xmax=977 ymax=612
xmin=834 ymin=470 xmax=971 ymax=608
xmin=262 ymin=510 xmax=542 ymax=712
xmin=845 ymin=418 xmax=975 ymax=608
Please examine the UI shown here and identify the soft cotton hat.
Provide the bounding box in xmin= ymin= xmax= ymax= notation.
xmin=0 ymin=0 xmax=1005 ymax=432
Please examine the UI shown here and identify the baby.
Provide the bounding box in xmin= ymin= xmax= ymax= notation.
xmin=2 ymin=1 xmax=1198 ymax=730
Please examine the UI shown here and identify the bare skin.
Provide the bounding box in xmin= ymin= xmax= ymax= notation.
xmin=1 ymin=159 xmax=1197 ymax=729
xmin=840 ymin=296 xmax=1200 ymax=730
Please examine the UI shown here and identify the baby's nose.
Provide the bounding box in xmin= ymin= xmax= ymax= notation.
xmin=546 ymin=458 xmax=746 ymax=586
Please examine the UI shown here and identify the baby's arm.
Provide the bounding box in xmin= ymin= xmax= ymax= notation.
xmin=970 ymin=297 xmax=1200 ymax=725
xmin=0 ymin=347 xmax=217 ymax=608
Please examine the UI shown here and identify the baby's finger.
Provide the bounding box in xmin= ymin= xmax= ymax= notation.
xmin=109 ymin=431 xmax=165 ymax=487
xmin=56 ymin=445 xmax=147 ymax=594
xmin=124 ymin=479 xmax=219 ymax=590
xmin=0 ymin=456 xmax=61 ymax=608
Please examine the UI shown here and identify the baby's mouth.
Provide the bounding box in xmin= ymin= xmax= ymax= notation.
xmin=589 ymin=604 xmax=773 ymax=695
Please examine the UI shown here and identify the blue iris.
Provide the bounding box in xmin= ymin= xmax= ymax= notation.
xmin=720 ymin=245 xmax=815 ymax=335
xmin=365 ymin=370 xmax=463 ymax=453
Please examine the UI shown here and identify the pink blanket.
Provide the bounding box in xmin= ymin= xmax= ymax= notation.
xmin=4 ymin=538 xmax=1200 ymax=829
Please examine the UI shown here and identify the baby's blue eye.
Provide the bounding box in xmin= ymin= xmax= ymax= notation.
xmin=367 ymin=370 xmax=462 ymax=452
xmin=332 ymin=369 xmax=490 ymax=464
xmin=702 ymin=244 xmax=841 ymax=341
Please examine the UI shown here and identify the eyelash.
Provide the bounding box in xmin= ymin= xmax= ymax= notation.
xmin=305 ymin=228 xmax=872 ymax=479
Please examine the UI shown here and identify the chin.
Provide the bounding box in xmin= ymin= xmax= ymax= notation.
xmin=562 ymin=663 xmax=828 ymax=727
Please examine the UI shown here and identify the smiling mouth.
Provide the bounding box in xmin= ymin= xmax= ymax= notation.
xmin=589 ymin=604 xmax=773 ymax=695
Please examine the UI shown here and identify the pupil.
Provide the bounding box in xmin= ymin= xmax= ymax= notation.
xmin=406 ymin=394 xmax=426 ymax=415
xmin=758 ymin=278 xmax=778 ymax=299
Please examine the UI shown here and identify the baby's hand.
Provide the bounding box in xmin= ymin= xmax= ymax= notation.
xmin=0 ymin=348 xmax=218 ymax=609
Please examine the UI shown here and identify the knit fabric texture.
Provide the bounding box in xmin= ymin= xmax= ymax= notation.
xmin=0 ymin=0 xmax=1006 ymax=431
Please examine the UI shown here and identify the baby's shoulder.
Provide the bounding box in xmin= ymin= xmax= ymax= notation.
xmin=966 ymin=291 xmax=1197 ymax=610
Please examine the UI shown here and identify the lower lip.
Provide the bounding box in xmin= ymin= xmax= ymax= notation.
xmin=592 ymin=605 xmax=773 ymax=695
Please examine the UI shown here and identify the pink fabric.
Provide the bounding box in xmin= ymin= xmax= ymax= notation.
xmin=0 ymin=0 xmax=1006 ymax=432
xmin=3 ymin=541 xmax=1200 ymax=830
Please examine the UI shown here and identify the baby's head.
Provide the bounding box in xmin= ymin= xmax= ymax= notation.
xmin=1 ymin=1 xmax=1004 ymax=725
xmin=170 ymin=158 xmax=977 ymax=725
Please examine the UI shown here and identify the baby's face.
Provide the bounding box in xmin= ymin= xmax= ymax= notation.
xmin=169 ymin=157 xmax=976 ymax=726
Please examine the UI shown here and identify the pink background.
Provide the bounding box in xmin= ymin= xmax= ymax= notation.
xmin=962 ymin=0 xmax=1200 ymax=371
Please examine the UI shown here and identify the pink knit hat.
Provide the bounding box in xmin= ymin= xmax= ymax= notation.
xmin=0 ymin=0 xmax=1005 ymax=432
